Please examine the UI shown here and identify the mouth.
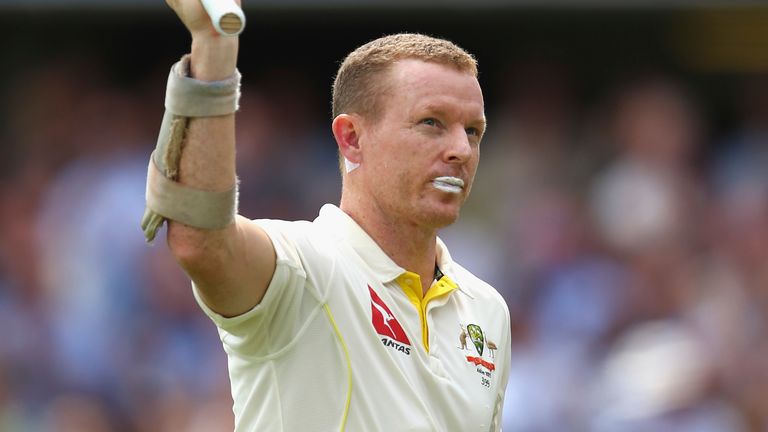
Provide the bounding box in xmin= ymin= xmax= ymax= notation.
xmin=431 ymin=176 xmax=465 ymax=194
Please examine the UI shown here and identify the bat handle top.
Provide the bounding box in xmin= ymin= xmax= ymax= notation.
xmin=200 ymin=0 xmax=246 ymax=36
xmin=219 ymin=13 xmax=243 ymax=35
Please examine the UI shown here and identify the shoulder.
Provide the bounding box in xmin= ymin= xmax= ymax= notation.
xmin=247 ymin=216 xmax=333 ymax=245
xmin=248 ymin=216 xmax=339 ymax=252
xmin=450 ymin=261 xmax=510 ymax=317
xmin=245 ymin=216 xmax=341 ymax=279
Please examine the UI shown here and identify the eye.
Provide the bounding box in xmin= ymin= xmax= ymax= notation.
xmin=465 ymin=127 xmax=480 ymax=137
xmin=420 ymin=118 xmax=439 ymax=127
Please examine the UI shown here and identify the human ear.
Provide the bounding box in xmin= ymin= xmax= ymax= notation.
xmin=332 ymin=114 xmax=363 ymax=171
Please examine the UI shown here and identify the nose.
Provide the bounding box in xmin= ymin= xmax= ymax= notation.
xmin=444 ymin=127 xmax=473 ymax=164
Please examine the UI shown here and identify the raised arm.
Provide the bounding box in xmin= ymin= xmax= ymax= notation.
xmin=158 ymin=0 xmax=276 ymax=317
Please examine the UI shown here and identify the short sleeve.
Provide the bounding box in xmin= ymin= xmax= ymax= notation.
xmin=192 ymin=218 xmax=323 ymax=359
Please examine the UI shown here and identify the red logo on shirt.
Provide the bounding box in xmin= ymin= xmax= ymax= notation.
xmin=466 ymin=356 xmax=496 ymax=372
xmin=369 ymin=286 xmax=411 ymax=346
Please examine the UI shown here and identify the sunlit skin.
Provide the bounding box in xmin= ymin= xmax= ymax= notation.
xmin=334 ymin=58 xmax=486 ymax=293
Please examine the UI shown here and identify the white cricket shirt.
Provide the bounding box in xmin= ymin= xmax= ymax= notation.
xmin=193 ymin=204 xmax=511 ymax=431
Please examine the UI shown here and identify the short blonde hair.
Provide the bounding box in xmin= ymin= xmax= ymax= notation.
xmin=332 ymin=33 xmax=478 ymax=120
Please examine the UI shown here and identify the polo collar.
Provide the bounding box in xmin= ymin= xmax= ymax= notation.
xmin=314 ymin=204 xmax=459 ymax=285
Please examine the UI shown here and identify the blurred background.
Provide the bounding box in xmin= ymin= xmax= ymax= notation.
xmin=2 ymin=1 xmax=768 ymax=430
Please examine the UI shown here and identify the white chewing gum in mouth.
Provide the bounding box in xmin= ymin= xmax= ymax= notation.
xmin=432 ymin=176 xmax=464 ymax=194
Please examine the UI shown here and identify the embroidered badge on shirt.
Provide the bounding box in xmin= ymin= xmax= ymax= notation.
xmin=459 ymin=323 xmax=497 ymax=388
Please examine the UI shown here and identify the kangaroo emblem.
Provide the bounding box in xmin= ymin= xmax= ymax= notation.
xmin=486 ymin=340 xmax=497 ymax=358
xmin=459 ymin=325 xmax=468 ymax=350
xmin=371 ymin=299 xmax=398 ymax=338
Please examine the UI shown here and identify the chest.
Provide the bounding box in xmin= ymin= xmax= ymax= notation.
xmin=326 ymin=264 xmax=504 ymax=430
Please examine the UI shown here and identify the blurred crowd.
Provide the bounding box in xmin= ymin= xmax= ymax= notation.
xmin=2 ymin=46 xmax=768 ymax=432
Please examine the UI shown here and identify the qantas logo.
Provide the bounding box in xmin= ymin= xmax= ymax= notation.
xmin=369 ymin=286 xmax=411 ymax=355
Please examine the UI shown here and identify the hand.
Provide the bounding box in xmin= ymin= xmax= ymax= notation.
xmin=165 ymin=0 xmax=242 ymax=40
xmin=166 ymin=0 xmax=241 ymax=80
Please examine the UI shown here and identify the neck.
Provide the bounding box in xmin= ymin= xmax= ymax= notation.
xmin=341 ymin=196 xmax=437 ymax=295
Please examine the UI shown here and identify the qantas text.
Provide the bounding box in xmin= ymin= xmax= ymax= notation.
xmin=381 ymin=337 xmax=411 ymax=355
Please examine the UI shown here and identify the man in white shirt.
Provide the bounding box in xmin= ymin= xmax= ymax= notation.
xmin=148 ymin=0 xmax=511 ymax=430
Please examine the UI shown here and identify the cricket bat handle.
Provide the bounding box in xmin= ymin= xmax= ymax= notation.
xmin=200 ymin=0 xmax=245 ymax=36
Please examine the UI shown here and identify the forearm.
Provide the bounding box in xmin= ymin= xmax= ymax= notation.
xmin=167 ymin=35 xmax=240 ymax=270
xmin=177 ymin=36 xmax=239 ymax=191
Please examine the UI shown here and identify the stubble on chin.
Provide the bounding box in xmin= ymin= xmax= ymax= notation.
xmin=413 ymin=198 xmax=463 ymax=230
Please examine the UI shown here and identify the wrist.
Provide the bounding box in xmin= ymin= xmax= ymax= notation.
xmin=190 ymin=36 xmax=239 ymax=81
